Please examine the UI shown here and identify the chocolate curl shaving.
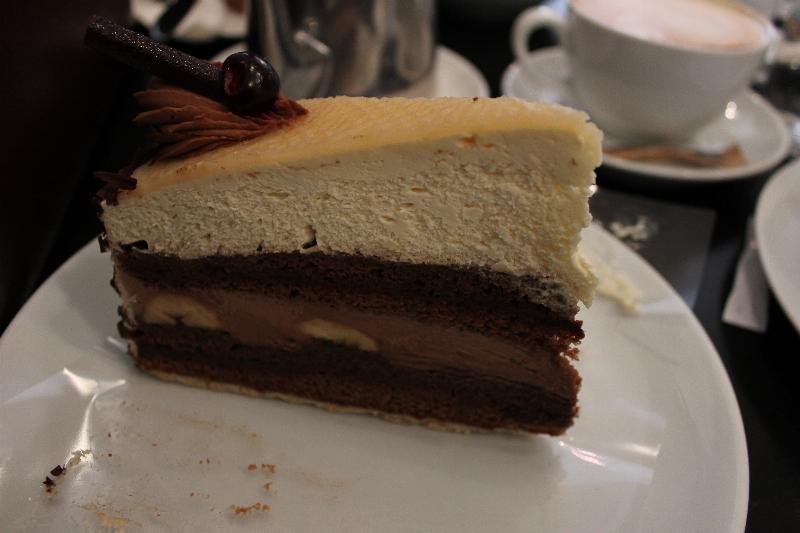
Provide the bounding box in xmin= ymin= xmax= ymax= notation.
xmin=94 ymin=170 xmax=138 ymax=207
xmin=91 ymin=145 xmax=156 ymax=214
xmin=93 ymin=164 xmax=144 ymax=253
xmin=98 ymin=233 xmax=110 ymax=253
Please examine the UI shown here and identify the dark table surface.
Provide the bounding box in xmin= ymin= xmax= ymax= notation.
xmin=2 ymin=3 xmax=799 ymax=531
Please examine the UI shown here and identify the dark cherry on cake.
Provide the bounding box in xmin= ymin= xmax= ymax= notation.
xmin=222 ymin=52 xmax=280 ymax=113
xmin=87 ymin=12 xmax=306 ymax=205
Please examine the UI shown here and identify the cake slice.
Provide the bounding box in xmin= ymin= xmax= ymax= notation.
xmin=100 ymin=94 xmax=601 ymax=435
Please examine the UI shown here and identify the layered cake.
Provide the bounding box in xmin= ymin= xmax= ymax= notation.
xmin=98 ymin=91 xmax=601 ymax=435
xmin=88 ymin=14 xmax=601 ymax=436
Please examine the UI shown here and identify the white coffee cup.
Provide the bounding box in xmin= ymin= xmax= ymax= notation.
xmin=512 ymin=0 xmax=777 ymax=141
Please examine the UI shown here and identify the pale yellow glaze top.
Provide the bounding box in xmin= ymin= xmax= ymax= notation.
xmin=105 ymin=96 xmax=602 ymax=307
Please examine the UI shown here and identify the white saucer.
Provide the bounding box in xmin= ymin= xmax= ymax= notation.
xmin=755 ymin=157 xmax=800 ymax=332
xmin=502 ymin=48 xmax=791 ymax=183
xmin=213 ymin=45 xmax=489 ymax=98
xmin=388 ymin=47 xmax=489 ymax=98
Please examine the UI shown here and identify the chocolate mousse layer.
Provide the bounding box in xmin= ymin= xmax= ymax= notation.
xmin=113 ymin=250 xmax=584 ymax=434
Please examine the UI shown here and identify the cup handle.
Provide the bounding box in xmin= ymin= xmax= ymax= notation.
xmin=511 ymin=6 xmax=566 ymax=63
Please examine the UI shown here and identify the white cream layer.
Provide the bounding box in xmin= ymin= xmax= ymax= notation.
xmin=103 ymin=97 xmax=602 ymax=306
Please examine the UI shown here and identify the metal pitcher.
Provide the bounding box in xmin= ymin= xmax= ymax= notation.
xmin=248 ymin=0 xmax=436 ymax=98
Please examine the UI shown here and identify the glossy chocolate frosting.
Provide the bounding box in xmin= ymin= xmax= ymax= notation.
xmin=133 ymin=81 xmax=307 ymax=161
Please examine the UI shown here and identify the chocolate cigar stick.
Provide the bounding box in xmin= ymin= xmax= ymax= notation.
xmin=84 ymin=15 xmax=280 ymax=113
xmin=84 ymin=15 xmax=224 ymax=102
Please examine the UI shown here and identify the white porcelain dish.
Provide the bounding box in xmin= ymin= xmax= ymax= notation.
xmin=0 ymin=224 xmax=747 ymax=531
xmin=755 ymin=157 xmax=800 ymax=332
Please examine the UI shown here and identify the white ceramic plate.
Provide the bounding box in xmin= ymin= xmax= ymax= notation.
xmin=0 ymin=225 xmax=747 ymax=532
xmin=502 ymin=48 xmax=791 ymax=183
xmin=213 ymin=45 xmax=489 ymax=98
xmin=755 ymin=158 xmax=800 ymax=332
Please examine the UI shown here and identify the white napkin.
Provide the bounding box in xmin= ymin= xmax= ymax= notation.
xmin=722 ymin=217 xmax=770 ymax=332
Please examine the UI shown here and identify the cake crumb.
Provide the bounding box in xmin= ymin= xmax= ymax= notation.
xmin=42 ymin=476 xmax=56 ymax=494
xmin=42 ymin=451 xmax=91 ymax=495
xmin=230 ymin=502 xmax=271 ymax=515
xmin=606 ymin=216 xmax=658 ymax=250
xmin=247 ymin=464 xmax=257 ymax=471
xmin=261 ymin=464 xmax=276 ymax=473
xmin=584 ymin=252 xmax=642 ymax=313
xmin=66 ymin=449 xmax=92 ymax=468
xmin=263 ymin=482 xmax=272 ymax=492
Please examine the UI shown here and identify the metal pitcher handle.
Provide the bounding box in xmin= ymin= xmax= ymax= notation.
xmin=248 ymin=0 xmax=334 ymax=98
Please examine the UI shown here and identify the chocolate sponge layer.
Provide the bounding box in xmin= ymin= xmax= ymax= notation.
xmin=124 ymin=324 xmax=580 ymax=435
xmin=114 ymin=250 xmax=585 ymax=434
